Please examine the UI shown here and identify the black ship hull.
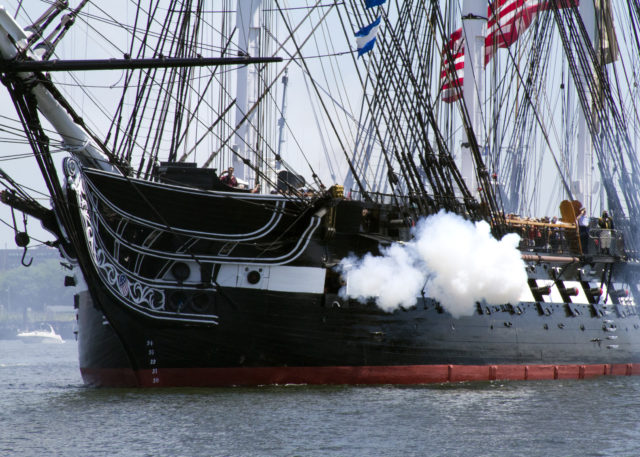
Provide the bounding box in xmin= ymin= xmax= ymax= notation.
xmin=76 ymin=279 xmax=640 ymax=387
xmin=62 ymin=164 xmax=640 ymax=387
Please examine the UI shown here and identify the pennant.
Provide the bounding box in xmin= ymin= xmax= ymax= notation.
xmin=355 ymin=16 xmax=381 ymax=57
xmin=365 ymin=0 xmax=386 ymax=8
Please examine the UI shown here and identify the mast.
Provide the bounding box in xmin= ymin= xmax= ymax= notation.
xmin=575 ymin=0 xmax=596 ymax=212
xmin=275 ymin=68 xmax=289 ymax=171
xmin=233 ymin=0 xmax=262 ymax=184
xmin=460 ymin=0 xmax=486 ymax=195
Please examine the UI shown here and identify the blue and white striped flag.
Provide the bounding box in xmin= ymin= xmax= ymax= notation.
xmin=365 ymin=0 xmax=386 ymax=8
xmin=355 ymin=16 xmax=381 ymax=57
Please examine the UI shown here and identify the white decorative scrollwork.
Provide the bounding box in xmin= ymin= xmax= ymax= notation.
xmin=66 ymin=161 xmax=217 ymax=324
xmin=63 ymin=157 xmax=79 ymax=179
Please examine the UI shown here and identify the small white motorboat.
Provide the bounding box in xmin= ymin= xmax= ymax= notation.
xmin=16 ymin=325 xmax=64 ymax=343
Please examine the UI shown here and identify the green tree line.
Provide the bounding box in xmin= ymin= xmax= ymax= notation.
xmin=0 ymin=258 xmax=77 ymax=313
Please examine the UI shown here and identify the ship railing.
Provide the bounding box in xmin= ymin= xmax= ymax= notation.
xmin=588 ymin=228 xmax=624 ymax=257
xmin=345 ymin=190 xmax=416 ymax=206
xmin=504 ymin=218 xmax=577 ymax=255
xmin=345 ymin=189 xmax=469 ymax=210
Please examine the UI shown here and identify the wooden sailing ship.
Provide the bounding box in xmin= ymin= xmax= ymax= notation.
xmin=0 ymin=0 xmax=639 ymax=386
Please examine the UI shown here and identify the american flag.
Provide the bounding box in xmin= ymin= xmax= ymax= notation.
xmin=440 ymin=0 xmax=578 ymax=103
xmin=485 ymin=0 xmax=578 ymax=65
xmin=441 ymin=28 xmax=465 ymax=103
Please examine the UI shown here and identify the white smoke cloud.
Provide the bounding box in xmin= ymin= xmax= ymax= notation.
xmin=338 ymin=211 xmax=528 ymax=318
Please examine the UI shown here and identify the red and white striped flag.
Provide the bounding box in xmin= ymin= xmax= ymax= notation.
xmin=440 ymin=0 xmax=578 ymax=102
xmin=441 ymin=28 xmax=465 ymax=103
xmin=485 ymin=0 xmax=578 ymax=65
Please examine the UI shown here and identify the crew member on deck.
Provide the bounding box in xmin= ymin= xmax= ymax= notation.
xmin=220 ymin=166 xmax=238 ymax=188
xmin=577 ymin=207 xmax=590 ymax=254
xmin=598 ymin=210 xmax=614 ymax=255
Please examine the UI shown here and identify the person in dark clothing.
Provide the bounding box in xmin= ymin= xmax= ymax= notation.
xmin=220 ymin=166 xmax=238 ymax=187
xmin=598 ymin=210 xmax=614 ymax=254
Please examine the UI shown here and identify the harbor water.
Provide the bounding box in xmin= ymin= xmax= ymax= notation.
xmin=1 ymin=339 xmax=640 ymax=457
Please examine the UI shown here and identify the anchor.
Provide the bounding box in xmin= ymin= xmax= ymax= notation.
xmin=11 ymin=207 xmax=32 ymax=267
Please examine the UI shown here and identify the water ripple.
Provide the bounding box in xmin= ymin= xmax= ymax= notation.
xmin=2 ymin=340 xmax=640 ymax=456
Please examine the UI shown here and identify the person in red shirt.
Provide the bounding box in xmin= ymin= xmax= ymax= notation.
xmin=220 ymin=166 xmax=238 ymax=187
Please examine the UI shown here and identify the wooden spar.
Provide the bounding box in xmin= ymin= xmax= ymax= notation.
xmin=0 ymin=56 xmax=283 ymax=72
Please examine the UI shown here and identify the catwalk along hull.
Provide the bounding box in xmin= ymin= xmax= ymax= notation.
xmin=65 ymin=164 xmax=640 ymax=387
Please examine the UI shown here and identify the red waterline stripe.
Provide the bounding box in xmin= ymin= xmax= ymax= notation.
xmin=81 ymin=363 xmax=640 ymax=387
xmin=81 ymin=367 xmax=139 ymax=387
